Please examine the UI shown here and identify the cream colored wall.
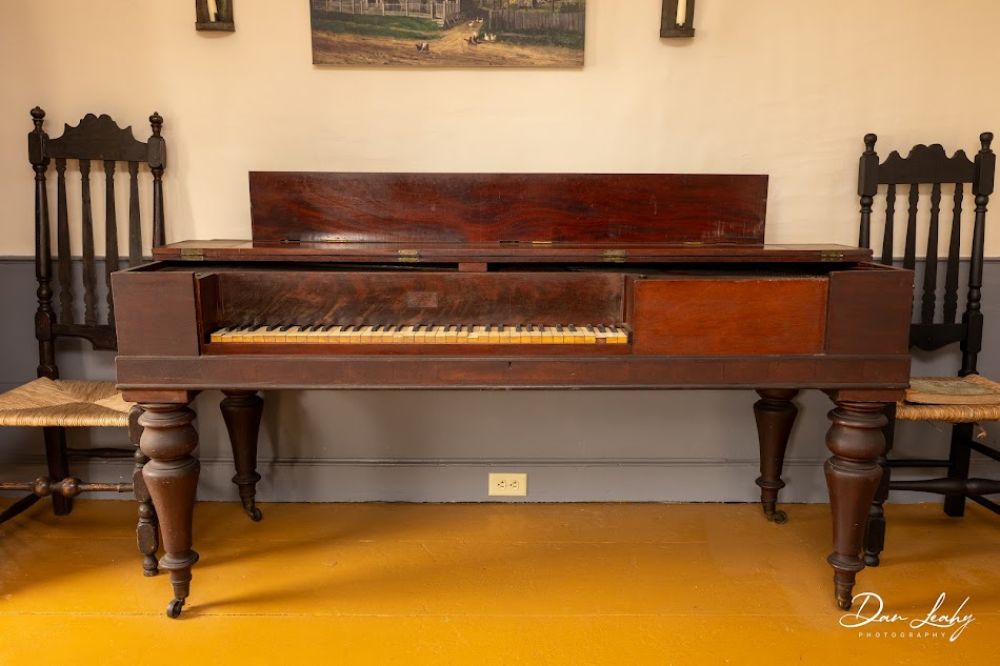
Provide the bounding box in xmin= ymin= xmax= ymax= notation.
xmin=1 ymin=0 xmax=998 ymax=257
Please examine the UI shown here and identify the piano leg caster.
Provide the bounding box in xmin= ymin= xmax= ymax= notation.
xmin=761 ymin=502 xmax=788 ymax=524
xmin=166 ymin=598 xmax=185 ymax=619
xmin=243 ymin=501 xmax=263 ymax=522
xmin=832 ymin=568 xmax=860 ymax=610
xmin=754 ymin=389 xmax=799 ymax=525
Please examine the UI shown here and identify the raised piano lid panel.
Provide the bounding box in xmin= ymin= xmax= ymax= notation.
xmin=248 ymin=172 xmax=769 ymax=245
xmin=631 ymin=276 xmax=829 ymax=356
xmin=205 ymin=271 xmax=627 ymax=327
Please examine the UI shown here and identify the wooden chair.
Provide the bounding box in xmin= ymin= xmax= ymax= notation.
xmin=0 ymin=108 xmax=166 ymax=576
xmin=858 ymin=132 xmax=1000 ymax=566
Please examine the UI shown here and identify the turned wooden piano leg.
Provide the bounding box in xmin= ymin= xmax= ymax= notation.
xmin=754 ymin=389 xmax=799 ymax=523
xmin=863 ymin=404 xmax=896 ymax=567
xmin=129 ymin=405 xmax=159 ymax=576
xmin=825 ymin=401 xmax=887 ymax=610
xmin=139 ymin=402 xmax=200 ymax=618
xmin=220 ymin=390 xmax=264 ymax=522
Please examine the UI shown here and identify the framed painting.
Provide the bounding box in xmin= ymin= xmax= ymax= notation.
xmin=310 ymin=0 xmax=586 ymax=67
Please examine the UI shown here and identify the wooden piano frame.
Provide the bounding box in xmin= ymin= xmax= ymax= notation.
xmin=112 ymin=172 xmax=913 ymax=618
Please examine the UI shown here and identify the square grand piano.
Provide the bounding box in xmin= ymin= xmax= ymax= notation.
xmin=112 ymin=172 xmax=913 ymax=617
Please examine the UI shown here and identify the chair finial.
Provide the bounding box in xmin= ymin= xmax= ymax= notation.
xmin=864 ymin=133 xmax=878 ymax=152
xmin=150 ymin=112 xmax=163 ymax=136
xmin=981 ymin=132 xmax=994 ymax=151
xmin=30 ymin=107 xmax=46 ymax=130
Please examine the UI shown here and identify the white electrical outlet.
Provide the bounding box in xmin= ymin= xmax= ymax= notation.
xmin=488 ymin=472 xmax=527 ymax=497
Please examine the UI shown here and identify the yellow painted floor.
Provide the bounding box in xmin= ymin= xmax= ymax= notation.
xmin=0 ymin=500 xmax=997 ymax=664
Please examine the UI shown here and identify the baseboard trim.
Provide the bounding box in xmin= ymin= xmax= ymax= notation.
xmin=1 ymin=455 xmax=991 ymax=504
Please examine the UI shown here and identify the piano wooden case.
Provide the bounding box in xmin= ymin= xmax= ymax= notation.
xmin=112 ymin=172 xmax=913 ymax=617
xmin=115 ymin=173 xmax=910 ymax=388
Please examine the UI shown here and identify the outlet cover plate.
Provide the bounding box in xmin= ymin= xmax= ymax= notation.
xmin=488 ymin=472 xmax=527 ymax=497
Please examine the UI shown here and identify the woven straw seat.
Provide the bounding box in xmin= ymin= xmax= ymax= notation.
xmin=897 ymin=375 xmax=1000 ymax=423
xmin=0 ymin=378 xmax=133 ymax=428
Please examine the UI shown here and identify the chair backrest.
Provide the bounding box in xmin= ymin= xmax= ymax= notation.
xmin=27 ymin=107 xmax=166 ymax=379
xmin=858 ymin=133 xmax=994 ymax=374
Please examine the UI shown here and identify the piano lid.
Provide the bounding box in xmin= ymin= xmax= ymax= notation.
xmin=247 ymin=172 xmax=769 ymax=246
xmin=153 ymin=240 xmax=870 ymax=264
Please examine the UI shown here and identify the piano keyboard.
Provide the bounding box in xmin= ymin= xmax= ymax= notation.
xmin=210 ymin=324 xmax=630 ymax=345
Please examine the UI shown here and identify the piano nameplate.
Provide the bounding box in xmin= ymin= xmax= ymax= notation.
xmin=406 ymin=292 xmax=440 ymax=309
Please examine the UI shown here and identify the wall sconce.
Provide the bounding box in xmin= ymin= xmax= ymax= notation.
xmin=661 ymin=0 xmax=695 ymax=38
xmin=196 ymin=0 xmax=235 ymax=32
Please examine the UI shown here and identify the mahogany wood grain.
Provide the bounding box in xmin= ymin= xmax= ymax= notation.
xmin=249 ymin=172 xmax=769 ymax=245
xmin=631 ymin=277 xmax=828 ymax=355
xmin=116 ymin=355 xmax=911 ymax=392
xmin=112 ymin=271 xmax=200 ymax=356
xmin=209 ymin=271 xmax=626 ymax=328
xmin=825 ymin=265 xmax=912 ymax=355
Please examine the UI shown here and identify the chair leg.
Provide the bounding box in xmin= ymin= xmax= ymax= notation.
xmin=134 ymin=451 xmax=160 ymax=576
xmin=42 ymin=426 xmax=72 ymax=516
xmin=944 ymin=423 xmax=973 ymax=517
xmin=864 ymin=404 xmax=896 ymax=566
xmin=129 ymin=405 xmax=159 ymax=576
xmin=0 ymin=493 xmax=42 ymax=523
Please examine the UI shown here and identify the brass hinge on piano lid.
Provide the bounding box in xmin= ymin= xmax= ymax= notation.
xmin=820 ymin=250 xmax=846 ymax=262
xmin=397 ymin=249 xmax=421 ymax=263
xmin=603 ymin=249 xmax=628 ymax=263
xmin=179 ymin=247 xmax=204 ymax=261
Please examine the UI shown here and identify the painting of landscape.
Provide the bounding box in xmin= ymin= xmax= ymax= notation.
xmin=310 ymin=0 xmax=586 ymax=67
